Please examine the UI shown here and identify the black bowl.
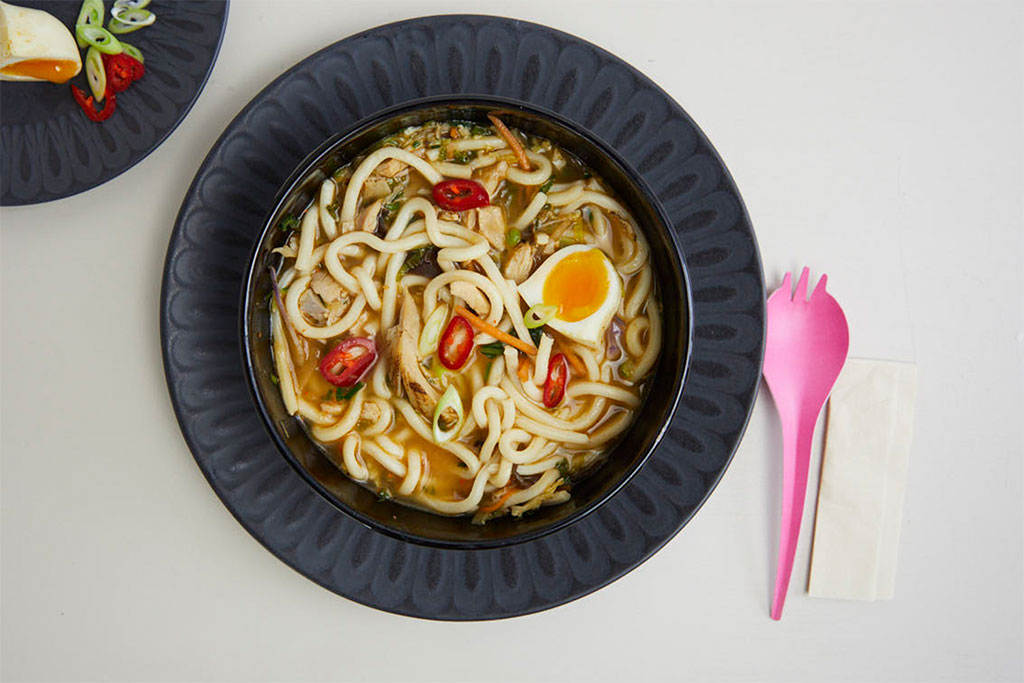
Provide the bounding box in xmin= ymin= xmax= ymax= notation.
xmin=240 ymin=95 xmax=692 ymax=549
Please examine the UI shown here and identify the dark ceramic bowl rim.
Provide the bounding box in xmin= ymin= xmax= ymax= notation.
xmin=240 ymin=94 xmax=693 ymax=550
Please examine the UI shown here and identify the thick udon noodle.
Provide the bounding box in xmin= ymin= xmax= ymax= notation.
xmin=269 ymin=119 xmax=662 ymax=522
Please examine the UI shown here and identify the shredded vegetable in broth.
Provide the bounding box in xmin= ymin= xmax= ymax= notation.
xmin=269 ymin=118 xmax=662 ymax=523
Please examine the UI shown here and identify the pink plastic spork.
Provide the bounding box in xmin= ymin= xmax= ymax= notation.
xmin=763 ymin=267 xmax=849 ymax=620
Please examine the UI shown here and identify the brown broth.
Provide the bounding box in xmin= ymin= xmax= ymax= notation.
xmin=274 ymin=120 xmax=660 ymax=519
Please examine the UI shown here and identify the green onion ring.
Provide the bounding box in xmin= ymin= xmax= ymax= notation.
xmin=118 ymin=40 xmax=144 ymax=63
xmin=107 ymin=19 xmax=140 ymax=35
xmin=75 ymin=0 xmax=104 ymax=47
xmin=75 ymin=25 xmax=123 ymax=54
xmin=85 ymin=47 xmax=106 ymax=101
xmin=110 ymin=6 xmax=156 ymax=27
xmin=432 ymin=385 xmax=464 ymax=443
xmin=524 ymin=303 xmax=558 ymax=329
xmin=418 ymin=305 xmax=449 ymax=357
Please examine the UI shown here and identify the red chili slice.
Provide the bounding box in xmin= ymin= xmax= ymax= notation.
xmin=319 ymin=337 xmax=378 ymax=387
xmin=70 ymin=84 xmax=90 ymax=109
xmin=437 ymin=316 xmax=474 ymax=370
xmin=102 ymin=52 xmax=144 ymax=94
xmin=543 ymin=353 xmax=570 ymax=408
xmin=70 ymin=85 xmax=117 ymax=121
xmin=432 ymin=179 xmax=490 ymax=212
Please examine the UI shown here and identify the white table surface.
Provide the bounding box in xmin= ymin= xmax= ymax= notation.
xmin=2 ymin=2 xmax=1022 ymax=681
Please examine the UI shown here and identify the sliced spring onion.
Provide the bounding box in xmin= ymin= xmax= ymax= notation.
xmin=336 ymin=382 xmax=364 ymax=401
xmin=108 ymin=18 xmax=141 ymax=34
xmin=118 ymin=40 xmax=145 ymax=63
xmin=418 ymin=305 xmax=449 ymax=357
xmin=429 ymin=356 xmax=446 ymax=380
xmin=110 ymin=6 xmax=156 ymax=27
xmin=85 ymin=47 xmax=106 ymax=101
xmin=432 ymin=385 xmax=464 ymax=443
xmin=76 ymin=0 xmax=105 ymax=47
xmin=76 ymin=25 xmax=123 ymax=54
xmin=113 ymin=0 xmax=151 ymax=9
xmin=478 ymin=341 xmax=504 ymax=358
xmin=524 ymin=303 xmax=558 ymax=329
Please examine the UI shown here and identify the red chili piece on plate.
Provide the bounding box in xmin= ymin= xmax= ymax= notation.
xmin=432 ymin=179 xmax=490 ymax=212
xmin=438 ymin=315 xmax=474 ymax=370
xmin=319 ymin=337 xmax=378 ymax=387
xmin=102 ymin=52 xmax=144 ymax=94
xmin=70 ymin=85 xmax=117 ymax=121
xmin=543 ymin=353 xmax=570 ymax=408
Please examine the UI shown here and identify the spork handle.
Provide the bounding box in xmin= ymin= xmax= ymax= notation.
xmin=771 ymin=411 xmax=817 ymax=620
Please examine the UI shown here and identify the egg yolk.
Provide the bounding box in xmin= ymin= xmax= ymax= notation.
xmin=542 ymin=249 xmax=610 ymax=322
xmin=1 ymin=58 xmax=79 ymax=83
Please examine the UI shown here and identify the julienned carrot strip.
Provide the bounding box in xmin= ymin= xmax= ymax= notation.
xmin=517 ymin=356 xmax=533 ymax=384
xmin=487 ymin=114 xmax=532 ymax=171
xmin=560 ymin=346 xmax=587 ymax=375
xmin=479 ymin=486 xmax=518 ymax=513
xmin=454 ymin=305 xmax=537 ymax=356
xmin=544 ymin=328 xmax=587 ymax=375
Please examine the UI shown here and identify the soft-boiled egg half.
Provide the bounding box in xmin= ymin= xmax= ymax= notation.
xmin=0 ymin=1 xmax=81 ymax=83
xmin=517 ymin=245 xmax=623 ymax=348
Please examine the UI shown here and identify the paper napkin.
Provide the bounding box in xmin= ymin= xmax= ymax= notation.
xmin=808 ymin=359 xmax=918 ymax=601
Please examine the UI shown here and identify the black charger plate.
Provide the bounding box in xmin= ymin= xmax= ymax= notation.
xmin=161 ymin=15 xmax=765 ymax=620
xmin=0 ymin=0 xmax=228 ymax=206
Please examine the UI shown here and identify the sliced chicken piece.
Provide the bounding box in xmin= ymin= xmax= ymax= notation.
xmin=462 ymin=208 xmax=477 ymax=231
xmin=310 ymin=269 xmax=344 ymax=303
xmin=475 ymin=160 xmax=508 ymax=196
xmin=450 ymin=281 xmax=490 ymax=318
xmin=363 ymin=176 xmax=391 ymax=200
xmin=475 ymin=206 xmax=506 ymax=250
xmin=356 ymin=198 xmax=384 ymax=233
xmin=503 ymin=241 xmax=537 ymax=283
xmin=358 ymin=401 xmax=382 ymax=426
xmin=375 ymin=158 xmax=408 ymax=178
xmin=383 ymin=327 xmax=402 ymax=393
xmin=298 ymin=289 xmax=330 ymax=325
xmin=326 ymin=299 xmax=349 ymax=326
xmin=501 ymin=241 xmax=536 ymax=284
xmin=534 ymin=232 xmax=554 ymax=256
xmin=387 ymin=293 xmax=459 ymax=429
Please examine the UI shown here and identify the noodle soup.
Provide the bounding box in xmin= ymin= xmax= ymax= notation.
xmin=268 ymin=117 xmax=662 ymax=523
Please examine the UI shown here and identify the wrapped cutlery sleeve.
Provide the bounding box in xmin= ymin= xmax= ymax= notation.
xmin=807 ymin=359 xmax=918 ymax=601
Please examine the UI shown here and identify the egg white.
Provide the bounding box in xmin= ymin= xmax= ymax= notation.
xmin=0 ymin=1 xmax=81 ymax=82
xmin=517 ymin=244 xmax=623 ymax=348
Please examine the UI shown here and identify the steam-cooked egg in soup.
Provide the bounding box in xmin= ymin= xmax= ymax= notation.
xmin=0 ymin=1 xmax=81 ymax=83
xmin=517 ymin=245 xmax=623 ymax=347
